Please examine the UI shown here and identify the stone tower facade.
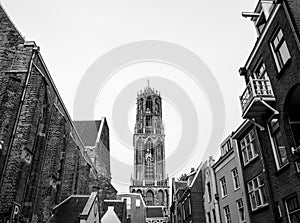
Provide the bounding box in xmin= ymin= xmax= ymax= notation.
xmin=130 ymin=82 xmax=169 ymax=208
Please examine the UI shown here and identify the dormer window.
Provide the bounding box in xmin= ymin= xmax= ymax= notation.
xmin=255 ymin=11 xmax=266 ymax=34
xmin=221 ymin=138 xmax=232 ymax=156
xmin=242 ymin=0 xmax=275 ymax=36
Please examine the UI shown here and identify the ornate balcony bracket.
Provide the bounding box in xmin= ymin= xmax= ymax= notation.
xmin=246 ymin=118 xmax=265 ymax=131
xmin=259 ymin=99 xmax=279 ymax=115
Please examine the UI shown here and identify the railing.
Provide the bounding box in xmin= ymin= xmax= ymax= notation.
xmin=240 ymin=79 xmax=274 ymax=112
xmin=157 ymin=180 xmax=168 ymax=187
xmin=132 ymin=180 xmax=143 ymax=186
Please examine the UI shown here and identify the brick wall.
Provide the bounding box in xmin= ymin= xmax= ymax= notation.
xmin=0 ymin=4 xmax=99 ymax=223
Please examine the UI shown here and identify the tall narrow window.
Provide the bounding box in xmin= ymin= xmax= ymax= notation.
xmin=268 ymin=117 xmax=288 ymax=168
xmin=236 ymin=199 xmax=245 ymax=223
xmin=271 ymin=28 xmax=291 ymax=71
xmin=240 ymin=130 xmax=258 ymax=165
xmin=146 ymin=191 xmax=154 ymax=206
xmin=220 ymin=177 xmax=227 ymax=198
xmin=224 ymin=206 xmax=231 ymax=223
xmin=207 ymin=211 xmax=212 ymax=223
xmin=231 ymin=168 xmax=240 ymax=190
xmin=207 ymin=182 xmax=212 ymax=202
xmin=212 ymin=209 xmax=217 ymax=223
xmin=247 ymin=174 xmax=268 ymax=211
xmin=285 ymin=194 xmax=300 ymax=223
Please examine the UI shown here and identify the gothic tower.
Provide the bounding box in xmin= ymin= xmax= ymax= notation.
xmin=130 ymin=81 xmax=169 ymax=208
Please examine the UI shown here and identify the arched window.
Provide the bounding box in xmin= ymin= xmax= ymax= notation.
xmin=137 ymin=189 xmax=142 ymax=195
xmin=145 ymin=139 xmax=154 ymax=184
xmin=158 ymin=190 xmax=164 ymax=205
xmin=146 ymin=190 xmax=154 ymax=206
xmin=136 ymin=139 xmax=143 ymax=165
xmin=146 ymin=97 xmax=153 ymax=112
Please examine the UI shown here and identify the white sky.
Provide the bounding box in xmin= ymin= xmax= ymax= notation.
xmin=2 ymin=0 xmax=258 ymax=193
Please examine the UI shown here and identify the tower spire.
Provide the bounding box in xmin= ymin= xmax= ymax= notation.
xmin=147 ymin=79 xmax=150 ymax=88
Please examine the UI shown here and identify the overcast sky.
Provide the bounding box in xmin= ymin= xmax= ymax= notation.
xmin=2 ymin=0 xmax=258 ymax=193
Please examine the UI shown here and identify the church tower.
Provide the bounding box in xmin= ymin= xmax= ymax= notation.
xmin=130 ymin=81 xmax=169 ymax=208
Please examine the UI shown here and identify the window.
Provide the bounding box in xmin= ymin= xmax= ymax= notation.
xmin=207 ymin=182 xmax=212 ymax=202
xmin=247 ymin=174 xmax=268 ymax=211
xmin=221 ymin=139 xmax=232 ymax=156
xmin=207 ymin=211 xmax=212 ymax=223
xmin=146 ymin=191 xmax=154 ymax=206
xmin=220 ymin=177 xmax=227 ymax=198
xmin=268 ymin=118 xmax=288 ymax=169
xmin=285 ymin=194 xmax=300 ymax=223
xmin=271 ymin=28 xmax=291 ymax=71
xmin=146 ymin=115 xmax=152 ymax=126
xmin=236 ymin=199 xmax=245 ymax=223
xmin=253 ymin=62 xmax=269 ymax=80
xmin=231 ymin=168 xmax=240 ymax=190
xmin=122 ymin=197 xmax=131 ymax=210
xmin=136 ymin=199 xmax=140 ymax=207
xmin=212 ymin=209 xmax=217 ymax=223
xmin=240 ymin=130 xmax=258 ymax=165
xmin=224 ymin=206 xmax=231 ymax=223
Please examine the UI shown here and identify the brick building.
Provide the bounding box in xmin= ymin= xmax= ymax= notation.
xmin=0 ymin=4 xmax=101 ymax=222
xmin=213 ymin=132 xmax=250 ymax=223
xmin=238 ymin=0 xmax=300 ymax=222
xmin=74 ymin=118 xmax=118 ymax=217
xmin=170 ymin=164 xmax=207 ymax=223
xmin=117 ymin=193 xmax=147 ymax=223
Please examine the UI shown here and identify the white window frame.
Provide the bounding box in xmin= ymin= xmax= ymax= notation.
xmin=267 ymin=117 xmax=288 ymax=169
xmin=247 ymin=174 xmax=268 ymax=211
xmin=270 ymin=28 xmax=291 ymax=72
xmin=223 ymin=206 xmax=232 ymax=223
xmin=231 ymin=168 xmax=240 ymax=191
xmin=236 ymin=199 xmax=245 ymax=223
xmin=136 ymin=199 xmax=140 ymax=207
xmin=285 ymin=194 xmax=300 ymax=223
xmin=240 ymin=129 xmax=258 ymax=165
xmin=220 ymin=177 xmax=227 ymax=198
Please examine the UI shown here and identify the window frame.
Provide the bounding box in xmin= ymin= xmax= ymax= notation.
xmin=247 ymin=174 xmax=268 ymax=211
xmin=231 ymin=168 xmax=240 ymax=191
xmin=285 ymin=194 xmax=300 ymax=223
xmin=267 ymin=116 xmax=288 ymax=169
xmin=236 ymin=199 xmax=245 ymax=223
xmin=240 ymin=129 xmax=259 ymax=166
xmin=220 ymin=177 xmax=228 ymax=198
xmin=270 ymin=27 xmax=291 ymax=72
xmin=223 ymin=206 xmax=232 ymax=223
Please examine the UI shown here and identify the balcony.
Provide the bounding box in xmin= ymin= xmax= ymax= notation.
xmin=240 ymin=79 xmax=275 ymax=119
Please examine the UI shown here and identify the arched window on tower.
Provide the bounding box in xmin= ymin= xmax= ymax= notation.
xmin=145 ymin=139 xmax=154 ymax=184
xmin=146 ymin=97 xmax=153 ymax=112
xmin=158 ymin=190 xmax=164 ymax=205
xmin=146 ymin=190 xmax=154 ymax=206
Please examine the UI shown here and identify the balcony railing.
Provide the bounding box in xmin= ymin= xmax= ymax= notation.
xmin=240 ymin=79 xmax=275 ymax=117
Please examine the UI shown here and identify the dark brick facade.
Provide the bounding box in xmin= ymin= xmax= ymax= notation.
xmin=238 ymin=1 xmax=300 ymax=222
xmin=0 ymin=4 xmax=100 ymax=223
